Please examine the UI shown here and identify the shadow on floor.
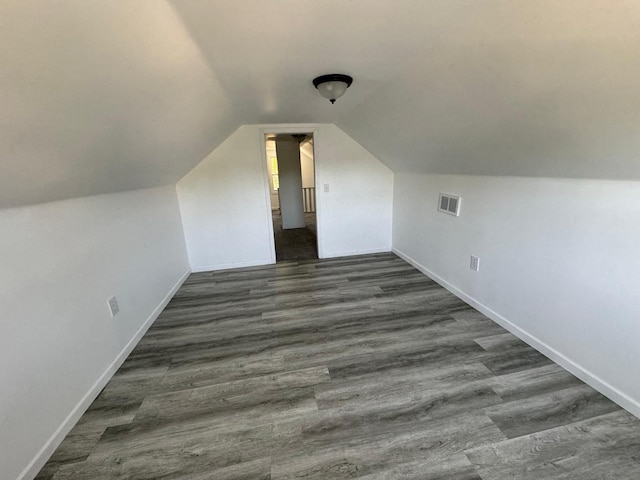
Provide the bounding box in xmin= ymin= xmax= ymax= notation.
xmin=272 ymin=211 xmax=317 ymax=261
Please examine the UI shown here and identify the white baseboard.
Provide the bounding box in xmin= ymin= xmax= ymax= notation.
xmin=392 ymin=247 xmax=640 ymax=419
xmin=320 ymin=247 xmax=391 ymax=259
xmin=18 ymin=268 xmax=191 ymax=480
xmin=190 ymin=258 xmax=274 ymax=273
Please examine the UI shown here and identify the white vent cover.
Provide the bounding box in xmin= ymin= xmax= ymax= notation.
xmin=438 ymin=193 xmax=461 ymax=216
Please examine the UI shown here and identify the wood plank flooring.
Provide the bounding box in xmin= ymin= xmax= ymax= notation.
xmin=35 ymin=253 xmax=640 ymax=479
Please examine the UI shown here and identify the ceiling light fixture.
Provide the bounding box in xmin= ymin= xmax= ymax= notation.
xmin=312 ymin=74 xmax=353 ymax=104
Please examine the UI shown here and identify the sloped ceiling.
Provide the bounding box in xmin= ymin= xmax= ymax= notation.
xmin=3 ymin=1 xmax=640 ymax=208
xmin=0 ymin=0 xmax=237 ymax=208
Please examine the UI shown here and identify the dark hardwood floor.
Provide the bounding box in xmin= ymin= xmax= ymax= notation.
xmin=36 ymin=253 xmax=640 ymax=479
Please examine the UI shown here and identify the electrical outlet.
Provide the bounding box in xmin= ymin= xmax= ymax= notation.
xmin=470 ymin=255 xmax=480 ymax=272
xmin=323 ymin=183 xmax=330 ymax=193
xmin=108 ymin=296 xmax=119 ymax=317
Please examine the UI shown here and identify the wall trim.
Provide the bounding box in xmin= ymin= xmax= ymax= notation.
xmin=321 ymin=247 xmax=391 ymax=259
xmin=392 ymin=247 xmax=640 ymax=419
xmin=18 ymin=268 xmax=191 ymax=480
xmin=191 ymin=258 xmax=274 ymax=273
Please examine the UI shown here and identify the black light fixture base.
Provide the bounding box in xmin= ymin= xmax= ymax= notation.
xmin=312 ymin=74 xmax=353 ymax=89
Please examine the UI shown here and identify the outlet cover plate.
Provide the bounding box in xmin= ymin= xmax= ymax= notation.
xmin=470 ymin=255 xmax=480 ymax=272
xmin=108 ymin=296 xmax=119 ymax=317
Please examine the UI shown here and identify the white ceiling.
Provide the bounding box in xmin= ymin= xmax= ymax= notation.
xmin=2 ymin=0 xmax=640 ymax=208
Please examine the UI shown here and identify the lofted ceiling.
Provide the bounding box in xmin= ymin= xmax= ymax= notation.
xmin=2 ymin=1 xmax=640 ymax=209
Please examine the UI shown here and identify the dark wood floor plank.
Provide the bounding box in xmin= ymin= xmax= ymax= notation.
xmin=466 ymin=410 xmax=640 ymax=479
xmin=485 ymin=384 xmax=621 ymax=438
xmin=271 ymin=412 xmax=505 ymax=480
xmin=488 ymin=363 xmax=585 ymax=401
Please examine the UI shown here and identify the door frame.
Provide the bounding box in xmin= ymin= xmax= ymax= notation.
xmin=258 ymin=124 xmax=323 ymax=260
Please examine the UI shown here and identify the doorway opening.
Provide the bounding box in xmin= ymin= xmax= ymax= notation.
xmin=265 ymin=133 xmax=317 ymax=261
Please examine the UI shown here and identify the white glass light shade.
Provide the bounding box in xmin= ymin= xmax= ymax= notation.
xmin=316 ymin=81 xmax=349 ymax=103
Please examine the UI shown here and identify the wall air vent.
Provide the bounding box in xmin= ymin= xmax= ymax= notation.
xmin=438 ymin=193 xmax=461 ymax=216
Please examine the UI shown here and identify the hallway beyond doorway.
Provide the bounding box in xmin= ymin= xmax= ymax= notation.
xmin=272 ymin=210 xmax=317 ymax=261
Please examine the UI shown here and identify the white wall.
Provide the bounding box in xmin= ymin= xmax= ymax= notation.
xmin=392 ymin=173 xmax=640 ymax=416
xmin=0 ymin=186 xmax=190 ymax=480
xmin=317 ymin=124 xmax=393 ymax=258
xmin=265 ymin=141 xmax=280 ymax=210
xmin=300 ymin=142 xmax=315 ymax=188
xmin=177 ymin=126 xmax=276 ymax=271
xmin=276 ymin=137 xmax=305 ymax=229
xmin=177 ymin=124 xmax=393 ymax=270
